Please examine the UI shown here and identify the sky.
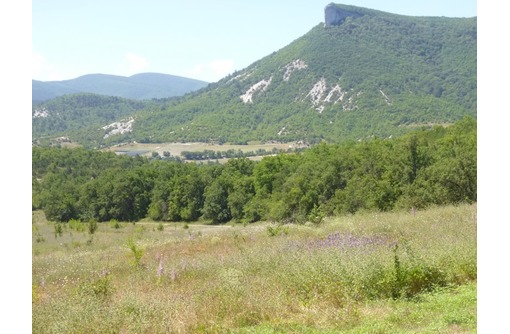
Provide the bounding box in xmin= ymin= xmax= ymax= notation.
xmin=33 ymin=0 xmax=477 ymax=83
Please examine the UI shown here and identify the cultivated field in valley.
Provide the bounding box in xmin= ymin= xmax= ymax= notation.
xmin=104 ymin=141 xmax=307 ymax=159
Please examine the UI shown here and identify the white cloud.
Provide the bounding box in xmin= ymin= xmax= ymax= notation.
xmin=32 ymin=51 xmax=66 ymax=81
xmin=209 ymin=59 xmax=235 ymax=78
xmin=186 ymin=59 xmax=235 ymax=82
xmin=121 ymin=53 xmax=149 ymax=75
xmin=32 ymin=52 xmax=45 ymax=76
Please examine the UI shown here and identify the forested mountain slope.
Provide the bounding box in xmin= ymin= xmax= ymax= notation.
xmin=130 ymin=4 xmax=476 ymax=144
xmin=32 ymin=93 xmax=156 ymax=147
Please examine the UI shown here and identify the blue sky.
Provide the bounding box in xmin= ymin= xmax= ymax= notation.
xmin=32 ymin=0 xmax=477 ymax=83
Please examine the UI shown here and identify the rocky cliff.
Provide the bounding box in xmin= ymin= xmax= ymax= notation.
xmin=324 ymin=3 xmax=363 ymax=26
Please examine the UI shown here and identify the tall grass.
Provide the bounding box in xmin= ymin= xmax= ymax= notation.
xmin=32 ymin=204 xmax=476 ymax=333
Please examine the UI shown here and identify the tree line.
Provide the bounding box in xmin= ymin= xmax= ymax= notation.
xmin=32 ymin=117 xmax=476 ymax=224
xmin=178 ymin=147 xmax=306 ymax=161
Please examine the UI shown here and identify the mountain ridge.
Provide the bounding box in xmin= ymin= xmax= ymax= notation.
xmin=32 ymin=72 xmax=209 ymax=103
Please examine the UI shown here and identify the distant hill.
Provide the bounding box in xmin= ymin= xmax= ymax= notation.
xmin=32 ymin=73 xmax=209 ymax=103
xmin=32 ymin=93 xmax=155 ymax=147
xmin=32 ymin=4 xmax=476 ymax=147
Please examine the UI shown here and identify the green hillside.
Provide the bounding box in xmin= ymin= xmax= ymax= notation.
xmin=32 ymin=93 xmax=157 ymax=147
xmin=130 ymin=4 xmax=476 ymax=144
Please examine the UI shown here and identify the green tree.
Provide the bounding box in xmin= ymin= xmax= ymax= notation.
xmin=202 ymin=179 xmax=230 ymax=224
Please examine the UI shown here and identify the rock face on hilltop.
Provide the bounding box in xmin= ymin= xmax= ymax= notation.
xmin=324 ymin=3 xmax=363 ymax=26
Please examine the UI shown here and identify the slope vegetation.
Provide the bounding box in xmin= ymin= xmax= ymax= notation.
xmin=32 ymin=93 xmax=155 ymax=147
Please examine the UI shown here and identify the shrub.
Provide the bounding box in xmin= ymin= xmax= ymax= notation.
xmin=308 ymin=204 xmax=325 ymax=225
xmin=32 ymin=285 xmax=39 ymax=303
xmin=266 ymin=223 xmax=288 ymax=237
xmin=134 ymin=225 xmax=145 ymax=236
xmin=126 ymin=237 xmax=145 ymax=268
xmin=88 ymin=220 xmax=98 ymax=234
xmin=77 ymin=271 xmax=114 ymax=301
xmin=35 ymin=234 xmax=45 ymax=243
xmin=391 ymin=244 xmax=447 ymax=299
xmin=33 ymin=225 xmax=45 ymax=243
xmin=53 ymin=222 xmax=63 ymax=238
xmin=69 ymin=218 xmax=85 ymax=232
xmin=109 ymin=219 xmax=121 ymax=229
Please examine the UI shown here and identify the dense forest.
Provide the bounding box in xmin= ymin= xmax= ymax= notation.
xmin=32 ymin=117 xmax=476 ymax=224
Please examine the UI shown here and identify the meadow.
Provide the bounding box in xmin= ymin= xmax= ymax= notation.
xmin=104 ymin=141 xmax=305 ymax=159
xmin=32 ymin=204 xmax=476 ymax=333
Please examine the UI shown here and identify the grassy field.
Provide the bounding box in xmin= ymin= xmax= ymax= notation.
xmin=32 ymin=204 xmax=476 ymax=333
xmin=103 ymin=141 xmax=306 ymax=159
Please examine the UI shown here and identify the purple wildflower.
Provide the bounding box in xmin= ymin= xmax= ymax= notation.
xmin=170 ymin=268 xmax=177 ymax=281
xmin=157 ymin=259 xmax=164 ymax=277
xmin=307 ymin=232 xmax=390 ymax=250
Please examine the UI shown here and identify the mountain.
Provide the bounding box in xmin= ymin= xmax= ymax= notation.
xmin=130 ymin=4 xmax=476 ymax=144
xmin=32 ymin=72 xmax=209 ymax=103
xmin=32 ymin=4 xmax=476 ymax=147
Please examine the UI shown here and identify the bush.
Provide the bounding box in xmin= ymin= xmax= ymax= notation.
xmin=266 ymin=223 xmax=288 ymax=237
xmin=54 ymin=222 xmax=63 ymax=238
xmin=69 ymin=218 xmax=86 ymax=232
xmin=391 ymin=244 xmax=447 ymax=299
xmin=88 ymin=220 xmax=98 ymax=234
xmin=109 ymin=219 xmax=121 ymax=229
xmin=126 ymin=237 xmax=145 ymax=268
xmin=32 ymin=285 xmax=39 ymax=303
xmin=77 ymin=272 xmax=114 ymax=301
xmin=308 ymin=204 xmax=325 ymax=225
